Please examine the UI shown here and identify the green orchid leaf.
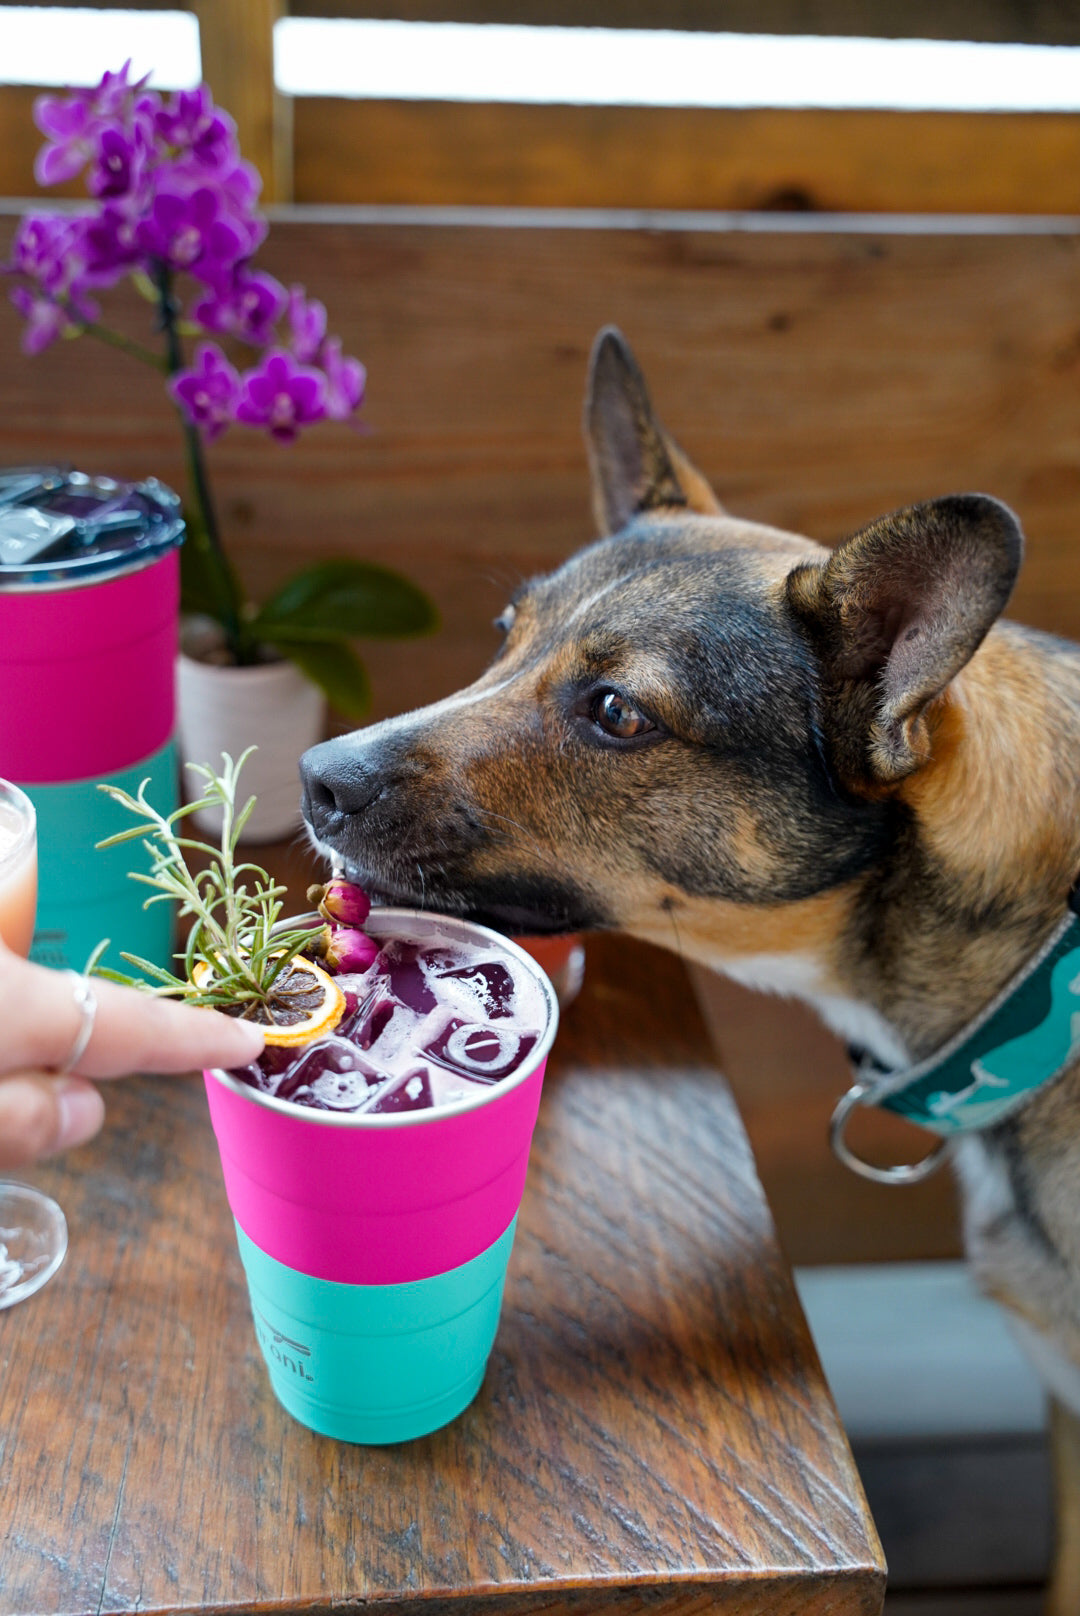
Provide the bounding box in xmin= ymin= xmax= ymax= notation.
xmin=271 ymin=639 xmax=372 ymax=720
xmin=251 ymin=560 xmax=438 ymax=642
xmin=178 ymin=505 xmax=248 ymax=645
xmin=179 ymin=513 xmax=240 ymax=623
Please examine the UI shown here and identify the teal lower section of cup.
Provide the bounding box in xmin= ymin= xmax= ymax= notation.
xmin=234 ymin=1217 xmax=517 ymax=1444
xmin=24 ymin=740 xmax=177 ymax=972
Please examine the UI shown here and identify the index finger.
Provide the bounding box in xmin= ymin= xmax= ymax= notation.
xmin=19 ymin=964 xmax=265 ymax=1078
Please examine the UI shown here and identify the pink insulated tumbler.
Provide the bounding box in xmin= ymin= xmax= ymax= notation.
xmin=204 ymin=910 xmax=560 ymax=1444
xmin=0 ymin=467 xmax=184 ymax=970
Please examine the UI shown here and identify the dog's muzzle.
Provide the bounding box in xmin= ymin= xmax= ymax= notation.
xmin=299 ymin=737 xmax=385 ymax=841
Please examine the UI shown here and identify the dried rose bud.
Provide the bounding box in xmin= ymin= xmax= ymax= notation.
xmin=323 ymin=925 xmax=380 ymax=974
xmin=307 ymin=879 xmax=371 ymax=928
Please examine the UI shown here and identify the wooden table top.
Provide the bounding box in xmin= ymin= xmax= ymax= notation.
xmin=0 ymin=924 xmax=885 ymax=1616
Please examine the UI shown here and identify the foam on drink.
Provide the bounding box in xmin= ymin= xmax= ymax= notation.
xmin=231 ymin=931 xmax=548 ymax=1115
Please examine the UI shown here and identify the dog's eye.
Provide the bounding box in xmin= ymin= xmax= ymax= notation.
xmin=592 ymin=690 xmax=655 ymax=739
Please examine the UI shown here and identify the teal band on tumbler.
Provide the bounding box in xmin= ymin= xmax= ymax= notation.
xmin=25 ymin=740 xmax=177 ymax=973
xmin=234 ymin=1216 xmax=518 ymax=1445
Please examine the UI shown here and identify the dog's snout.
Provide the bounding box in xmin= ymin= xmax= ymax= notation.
xmin=300 ymin=740 xmax=383 ymax=823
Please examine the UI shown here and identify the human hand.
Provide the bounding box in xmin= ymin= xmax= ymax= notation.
xmin=0 ymin=939 xmax=265 ymax=1168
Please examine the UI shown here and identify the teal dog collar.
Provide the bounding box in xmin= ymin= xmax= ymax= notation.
xmin=831 ymin=885 xmax=1080 ymax=1185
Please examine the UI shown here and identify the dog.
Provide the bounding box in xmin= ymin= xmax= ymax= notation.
xmin=301 ymin=328 xmax=1080 ymax=1611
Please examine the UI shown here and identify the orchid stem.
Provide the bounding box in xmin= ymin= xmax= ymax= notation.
xmin=153 ymin=261 xmax=251 ymax=665
xmin=79 ymin=321 xmax=167 ymax=371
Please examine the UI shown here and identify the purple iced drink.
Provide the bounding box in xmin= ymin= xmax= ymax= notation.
xmin=231 ymin=934 xmax=548 ymax=1116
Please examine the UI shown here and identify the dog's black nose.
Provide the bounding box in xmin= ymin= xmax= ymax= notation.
xmin=300 ymin=739 xmax=382 ymax=825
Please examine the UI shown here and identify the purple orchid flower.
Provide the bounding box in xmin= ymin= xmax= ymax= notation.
xmin=193 ymin=267 xmax=287 ymax=347
xmin=135 ymin=183 xmax=253 ymax=285
xmin=320 ymin=338 xmax=366 ymax=421
xmin=5 ymin=214 xmax=101 ymax=336
xmin=79 ymin=205 xmax=142 ymax=285
xmin=33 ymin=97 xmax=99 ymax=186
xmin=7 ymin=213 xmax=83 ymax=293
xmin=14 ymin=65 xmax=369 ymax=468
xmin=33 ymin=61 xmax=151 ymax=187
xmin=214 ymin=159 xmax=264 ymax=225
xmin=169 ymin=342 xmax=242 ymax=441
xmin=286 ymin=286 xmax=327 ymax=363
xmin=154 ymin=86 xmax=237 ymax=173
xmin=87 ymin=117 xmax=153 ymax=202
xmin=235 ymin=349 xmax=328 ymax=442
xmin=9 ymin=286 xmax=75 ymax=354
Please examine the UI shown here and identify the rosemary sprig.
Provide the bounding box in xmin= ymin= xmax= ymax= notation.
xmin=94 ymin=748 xmax=321 ymax=1012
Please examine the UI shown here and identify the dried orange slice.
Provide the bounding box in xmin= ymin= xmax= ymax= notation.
xmin=192 ymin=955 xmax=346 ymax=1047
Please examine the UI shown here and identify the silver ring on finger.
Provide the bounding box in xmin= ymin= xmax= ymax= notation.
xmin=57 ymin=972 xmax=98 ymax=1075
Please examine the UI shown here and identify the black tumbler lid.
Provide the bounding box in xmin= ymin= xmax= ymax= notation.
xmin=0 ymin=467 xmax=185 ymax=590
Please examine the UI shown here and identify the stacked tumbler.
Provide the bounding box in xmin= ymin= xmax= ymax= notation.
xmin=0 ymin=468 xmax=184 ymax=971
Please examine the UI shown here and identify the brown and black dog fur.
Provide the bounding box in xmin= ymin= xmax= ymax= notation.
xmin=301 ymin=330 xmax=1080 ymax=1609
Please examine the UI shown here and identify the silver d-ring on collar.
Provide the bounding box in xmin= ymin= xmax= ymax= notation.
xmin=829 ymin=1080 xmax=951 ymax=1185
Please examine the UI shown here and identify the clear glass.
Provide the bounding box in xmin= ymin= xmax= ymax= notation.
xmin=0 ymin=777 xmax=68 ymax=1308
xmin=0 ymin=778 xmax=37 ymax=956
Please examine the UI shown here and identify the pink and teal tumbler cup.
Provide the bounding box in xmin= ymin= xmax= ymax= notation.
xmin=204 ymin=910 xmax=559 ymax=1445
xmin=0 ymin=469 xmax=184 ymax=971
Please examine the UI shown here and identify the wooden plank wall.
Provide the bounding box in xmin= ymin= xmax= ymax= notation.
xmin=4 ymin=80 xmax=1080 ymax=214
xmin=1 ymin=213 xmax=1076 ymax=705
xmin=3 ymin=0 xmax=1080 ymax=211
xmin=5 ymin=208 xmax=1080 ymax=1259
xmin=291 ymin=103 xmax=1080 ymax=214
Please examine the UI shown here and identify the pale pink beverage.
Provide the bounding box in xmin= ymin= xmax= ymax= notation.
xmin=0 ymin=780 xmax=66 ymax=1313
xmin=0 ymin=782 xmax=37 ymax=957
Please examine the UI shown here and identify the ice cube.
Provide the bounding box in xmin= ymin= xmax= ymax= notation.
xmin=364 ymin=1067 xmax=434 ymax=1114
xmin=437 ymin=958 xmax=517 ymax=1019
xmin=332 ymin=969 xmax=383 ymax=1000
xmin=228 ymin=1061 xmax=274 ymax=1094
xmin=309 ymin=1069 xmax=380 ymax=1111
xmin=347 ymin=992 xmax=399 ymax=1051
xmin=423 ymin=1017 xmax=531 ymax=1083
xmin=274 ymin=1036 xmax=387 ymax=1109
xmin=425 ymin=1066 xmax=491 ymax=1109
xmin=378 ymin=939 xmax=438 ymax=1014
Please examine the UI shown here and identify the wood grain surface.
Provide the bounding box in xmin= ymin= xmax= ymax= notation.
xmin=1 ymin=210 xmax=1079 ymax=728
xmin=0 ymin=866 xmax=885 ymax=1615
xmin=193 ymin=0 xmax=293 ymax=203
xmin=291 ymin=101 xmax=1080 ymax=215
xmin=4 ymin=84 xmax=1080 ymax=216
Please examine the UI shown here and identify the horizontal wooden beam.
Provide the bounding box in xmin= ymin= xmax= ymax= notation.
xmin=293 ymin=100 xmax=1080 ymax=214
xmin=286 ymin=0 xmax=1080 ymax=44
xmin=7 ymin=81 xmax=1080 ymax=216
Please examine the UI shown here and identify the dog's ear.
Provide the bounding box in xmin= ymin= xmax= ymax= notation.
xmin=786 ymin=494 xmax=1023 ymax=786
xmin=585 ymin=327 xmax=721 ymax=535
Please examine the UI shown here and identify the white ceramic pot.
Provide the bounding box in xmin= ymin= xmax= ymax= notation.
xmin=176 ymin=632 xmax=325 ymax=844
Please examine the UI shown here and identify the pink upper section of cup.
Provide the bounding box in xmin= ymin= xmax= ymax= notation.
xmin=204 ymin=1056 xmax=548 ymax=1284
xmin=0 ymin=551 xmax=178 ymax=782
